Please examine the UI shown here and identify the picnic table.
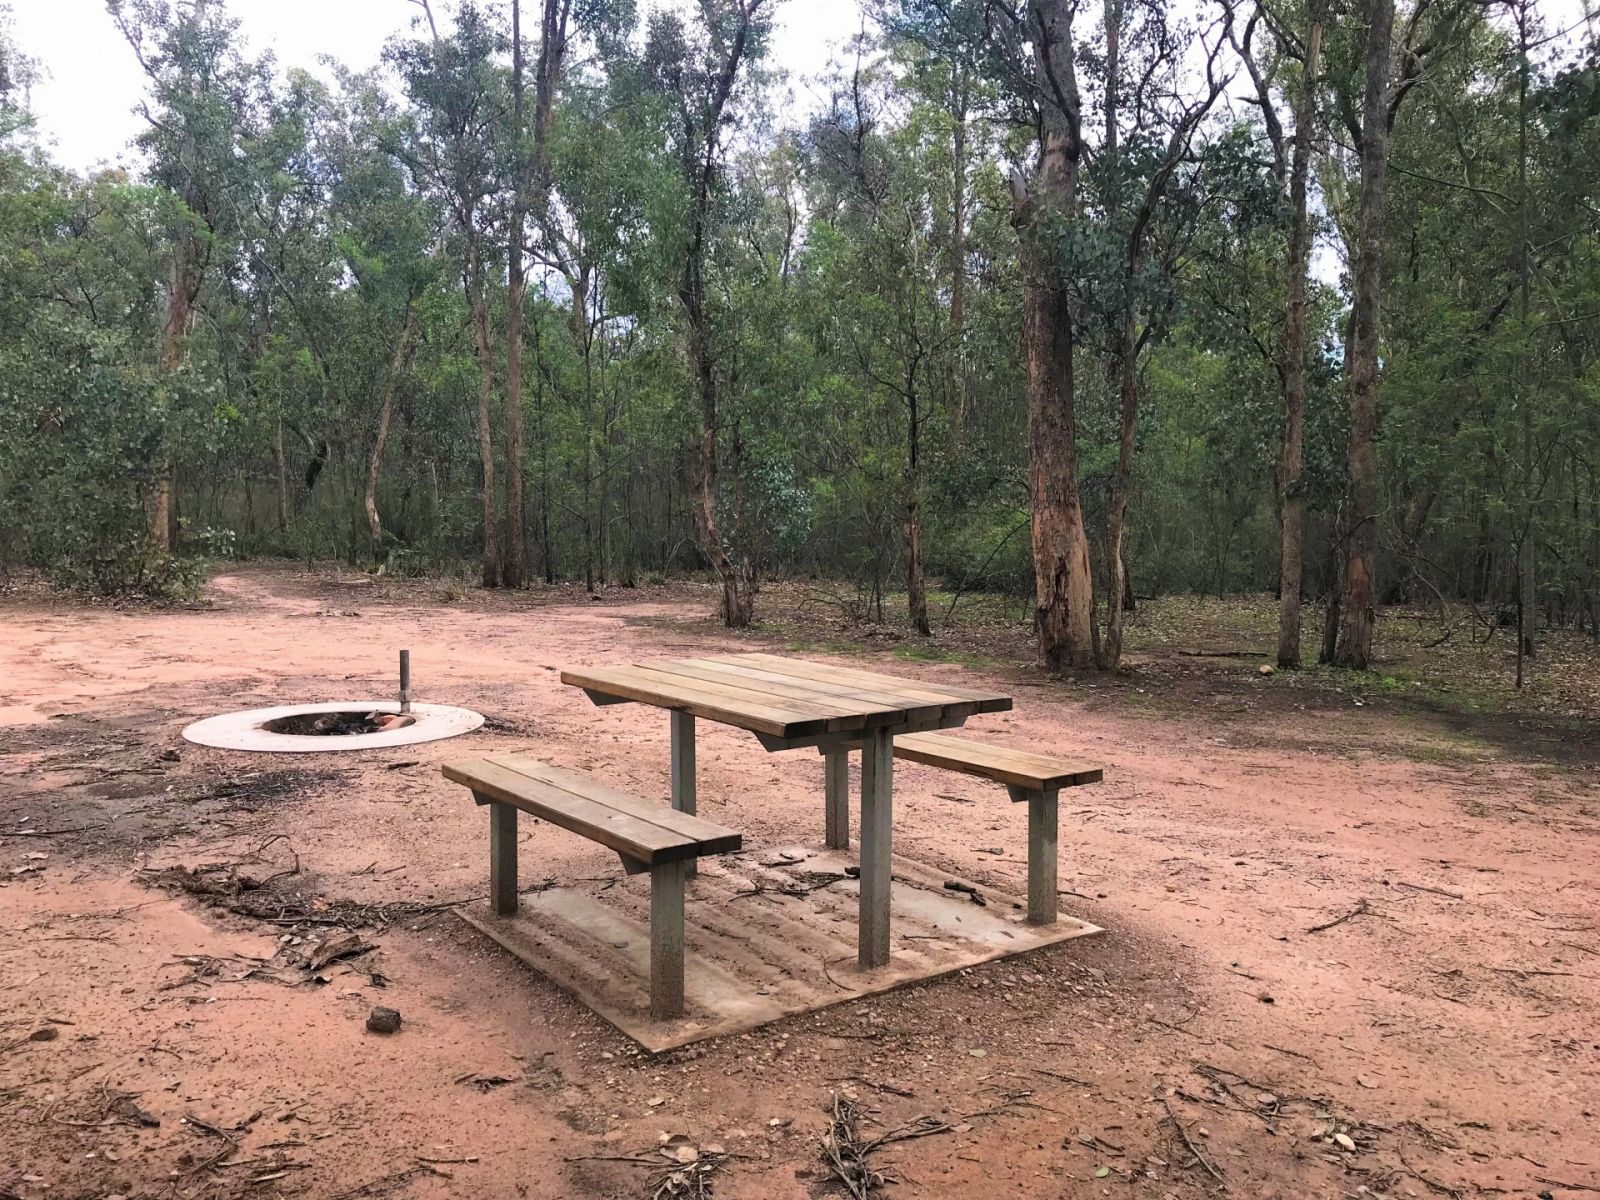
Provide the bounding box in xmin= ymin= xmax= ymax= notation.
xmin=560 ymin=652 xmax=1013 ymax=969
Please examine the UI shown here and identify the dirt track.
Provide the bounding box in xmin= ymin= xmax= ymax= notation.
xmin=2 ymin=566 xmax=1596 ymax=1199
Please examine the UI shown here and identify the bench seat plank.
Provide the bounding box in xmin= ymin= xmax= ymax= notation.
xmin=443 ymin=756 xmax=742 ymax=865
xmin=893 ymin=732 xmax=1103 ymax=792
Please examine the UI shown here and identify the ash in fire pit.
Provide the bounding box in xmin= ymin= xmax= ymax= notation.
xmin=263 ymin=710 xmax=418 ymax=737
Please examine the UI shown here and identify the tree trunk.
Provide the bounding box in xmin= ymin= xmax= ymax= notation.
xmin=274 ymin=412 xmax=289 ymax=534
xmin=1320 ymin=517 xmax=1343 ymax=664
xmin=1100 ymin=316 xmax=1138 ymax=669
xmin=1334 ymin=0 xmax=1395 ymax=669
xmin=150 ymin=250 xmax=196 ymax=556
xmin=467 ymin=239 xmax=501 ymax=589
xmin=1023 ymin=0 xmax=1094 ymax=671
xmin=504 ymin=4 xmax=528 ymax=588
xmin=364 ymin=304 xmax=419 ymax=560
xmin=673 ymin=1 xmax=759 ymax=628
xmin=948 ymin=70 xmax=970 ymax=439
xmin=533 ymin=315 xmax=555 ymax=583
xmin=503 ymin=0 xmax=570 ymax=589
xmin=1278 ymin=17 xmax=1323 ymax=668
xmin=906 ymin=387 xmax=930 ymax=637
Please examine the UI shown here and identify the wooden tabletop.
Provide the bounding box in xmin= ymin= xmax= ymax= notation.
xmin=560 ymin=652 xmax=1012 ymax=740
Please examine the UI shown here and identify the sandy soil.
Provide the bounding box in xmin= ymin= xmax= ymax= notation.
xmin=1 ymin=565 xmax=1596 ymax=1200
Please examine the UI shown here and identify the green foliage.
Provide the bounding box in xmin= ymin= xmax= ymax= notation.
xmin=0 ymin=0 xmax=1592 ymax=650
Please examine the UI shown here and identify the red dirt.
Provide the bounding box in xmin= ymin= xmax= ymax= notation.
xmin=1 ymin=565 xmax=1596 ymax=1199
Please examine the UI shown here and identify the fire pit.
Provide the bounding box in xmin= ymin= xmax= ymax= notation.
xmin=182 ymin=701 xmax=482 ymax=753
xmin=182 ymin=650 xmax=483 ymax=753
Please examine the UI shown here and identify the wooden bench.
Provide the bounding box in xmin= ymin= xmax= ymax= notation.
xmin=441 ymin=754 xmax=742 ymax=1020
xmin=823 ymin=733 xmax=1101 ymax=926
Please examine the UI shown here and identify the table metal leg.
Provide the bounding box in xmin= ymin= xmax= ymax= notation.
xmin=858 ymin=726 xmax=893 ymax=969
xmin=824 ymin=747 xmax=850 ymax=850
xmin=487 ymin=798 xmax=518 ymax=916
xmin=671 ymin=710 xmax=697 ymax=878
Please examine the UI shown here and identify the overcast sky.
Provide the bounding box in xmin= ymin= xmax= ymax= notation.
xmin=12 ymin=0 xmax=867 ymax=172
xmin=12 ymin=0 xmax=1594 ymax=176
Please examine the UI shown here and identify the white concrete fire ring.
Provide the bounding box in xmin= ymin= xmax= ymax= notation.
xmin=182 ymin=701 xmax=484 ymax=753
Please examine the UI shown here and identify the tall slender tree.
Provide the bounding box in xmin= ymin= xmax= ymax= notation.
xmin=645 ymin=0 xmax=774 ymax=627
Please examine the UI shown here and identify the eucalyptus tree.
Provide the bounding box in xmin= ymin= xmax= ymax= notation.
xmin=1228 ymin=0 xmax=1326 ymax=667
xmin=1078 ymin=3 xmax=1231 ymax=669
xmin=1320 ymin=0 xmax=1479 ymax=667
xmin=109 ymin=0 xmax=264 ymax=556
xmin=388 ymin=1 xmax=509 ymax=587
xmin=880 ymin=0 xmax=1102 ymax=667
xmin=807 ymin=36 xmax=951 ymax=634
xmin=642 ymin=0 xmax=776 ymax=627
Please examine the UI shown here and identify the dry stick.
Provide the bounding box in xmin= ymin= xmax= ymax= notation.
xmin=1307 ymin=898 xmax=1371 ymax=933
xmin=1398 ymin=1150 xmax=1464 ymax=1199
xmin=1535 ymin=1178 xmax=1600 ymax=1194
xmin=1160 ymin=1098 xmax=1224 ymax=1182
xmin=1395 ymin=880 xmax=1465 ymax=900
xmin=1487 ymin=966 xmax=1594 ymax=979
xmin=1264 ymin=1043 xmax=1319 ymax=1065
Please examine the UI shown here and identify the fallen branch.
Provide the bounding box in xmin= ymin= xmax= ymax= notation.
xmin=1160 ymin=1097 xmax=1224 ymax=1182
xmin=1307 ymin=898 xmax=1371 ymax=934
xmin=1395 ymin=881 xmax=1465 ymax=900
xmin=1535 ymin=1178 xmax=1600 ymax=1195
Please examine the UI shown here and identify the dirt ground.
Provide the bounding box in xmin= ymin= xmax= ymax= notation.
xmin=2 ymin=565 xmax=1596 ymax=1200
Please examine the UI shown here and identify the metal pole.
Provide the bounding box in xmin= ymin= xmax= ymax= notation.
xmin=398 ymin=649 xmax=411 ymax=714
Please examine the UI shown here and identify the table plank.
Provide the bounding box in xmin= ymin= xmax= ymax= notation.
xmin=560 ymin=665 xmax=838 ymax=738
xmin=647 ymin=658 xmax=957 ymax=726
xmin=681 ymin=656 xmax=975 ymax=715
xmin=730 ymin=652 xmax=1012 ymax=711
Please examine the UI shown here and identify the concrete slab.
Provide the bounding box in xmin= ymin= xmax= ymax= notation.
xmin=456 ymin=846 xmax=1102 ymax=1052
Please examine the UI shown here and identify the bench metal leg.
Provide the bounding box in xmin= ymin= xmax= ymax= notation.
xmin=858 ymin=726 xmax=893 ymax=969
xmin=1026 ymin=787 xmax=1059 ymax=925
xmin=488 ymin=799 xmax=518 ymax=916
xmin=824 ymin=747 xmax=850 ymax=850
xmin=671 ymin=711 xmax=697 ymax=879
xmin=649 ymin=858 xmax=687 ymax=1020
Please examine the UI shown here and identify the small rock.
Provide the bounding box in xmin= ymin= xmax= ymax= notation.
xmin=159 ymin=747 xmax=181 ymax=762
xmin=1256 ymin=1092 xmax=1278 ymax=1107
xmin=1258 ymin=664 xmax=1274 ymax=675
xmin=1333 ymin=1132 xmax=1357 ymax=1151
xmin=648 ymin=1096 xmax=666 ymax=1107
xmin=366 ymin=1006 xmax=402 ymax=1034
xmin=969 ymin=1048 xmax=988 ymax=1058
xmin=29 ymin=1026 xmax=59 ymax=1043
